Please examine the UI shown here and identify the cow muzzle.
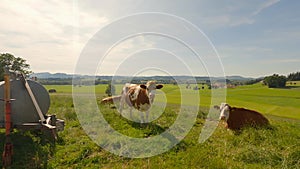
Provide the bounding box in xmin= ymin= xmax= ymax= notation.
xmin=220 ymin=116 xmax=226 ymax=121
xmin=149 ymin=91 xmax=156 ymax=102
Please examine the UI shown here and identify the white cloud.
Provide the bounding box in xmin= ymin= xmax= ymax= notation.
xmin=229 ymin=17 xmax=255 ymax=27
xmin=199 ymin=0 xmax=280 ymax=28
xmin=0 ymin=0 xmax=109 ymax=44
xmin=0 ymin=0 xmax=109 ymax=73
xmin=252 ymin=0 xmax=280 ymax=16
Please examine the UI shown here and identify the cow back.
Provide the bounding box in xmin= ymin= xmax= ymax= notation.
xmin=227 ymin=107 xmax=269 ymax=130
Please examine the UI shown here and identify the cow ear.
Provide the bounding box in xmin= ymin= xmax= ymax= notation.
xmin=214 ymin=105 xmax=220 ymax=109
xmin=140 ymin=84 xmax=147 ymax=89
xmin=226 ymin=104 xmax=231 ymax=110
xmin=156 ymin=85 xmax=163 ymax=89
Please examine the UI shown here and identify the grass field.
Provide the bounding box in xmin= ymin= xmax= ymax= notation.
xmin=0 ymin=83 xmax=299 ymax=168
xmin=50 ymin=82 xmax=300 ymax=119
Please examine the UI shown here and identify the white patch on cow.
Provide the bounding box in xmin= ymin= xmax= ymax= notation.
xmin=139 ymin=103 xmax=151 ymax=112
xmin=131 ymin=86 xmax=140 ymax=101
xmin=149 ymin=90 xmax=156 ymax=95
xmin=219 ymin=103 xmax=230 ymax=121
xmin=149 ymin=90 xmax=156 ymax=103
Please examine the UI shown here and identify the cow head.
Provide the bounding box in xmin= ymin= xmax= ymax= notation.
xmin=140 ymin=81 xmax=163 ymax=103
xmin=215 ymin=103 xmax=230 ymax=121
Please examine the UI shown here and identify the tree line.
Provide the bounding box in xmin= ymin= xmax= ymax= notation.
xmin=263 ymin=71 xmax=300 ymax=88
xmin=287 ymin=72 xmax=300 ymax=81
xmin=0 ymin=53 xmax=31 ymax=81
xmin=0 ymin=53 xmax=299 ymax=89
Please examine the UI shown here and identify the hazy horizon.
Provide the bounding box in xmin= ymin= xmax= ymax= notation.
xmin=32 ymin=71 xmax=284 ymax=79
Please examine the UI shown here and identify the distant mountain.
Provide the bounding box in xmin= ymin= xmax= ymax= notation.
xmin=226 ymin=76 xmax=253 ymax=81
xmin=30 ymin=72 xmax=73 ymax=79
xmin=30 ymin=72 xmax=254 ymax=81
xmin=30 ymin=72 xmax=114 ymax=80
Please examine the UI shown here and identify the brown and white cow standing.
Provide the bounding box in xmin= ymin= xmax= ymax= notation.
xmin=215 ymin=103 xmax=269 ymax=131
xmin=119 ymin=81 xmax=163 ymax=123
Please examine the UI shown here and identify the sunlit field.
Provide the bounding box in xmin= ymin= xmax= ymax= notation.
xmin=0 ymin=83 xmax=299 ymax=168
xmin=48 ymin=83 xmax=300 ymax=119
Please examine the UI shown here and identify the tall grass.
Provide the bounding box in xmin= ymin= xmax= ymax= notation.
xmin=1 ymin=84 xmax=296 ymax=168
xmin=47 ymin=95 xmax=299 ymax=169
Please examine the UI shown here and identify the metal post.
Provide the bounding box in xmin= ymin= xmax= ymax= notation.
xmin=2 ymin=67 xmax=13 ymax=167
xmin=20 ymin=73 xmax=46 ymax=123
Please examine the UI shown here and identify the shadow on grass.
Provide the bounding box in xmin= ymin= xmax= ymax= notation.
xmin=129 ymin=121 xmax=166 ymax=136
xmin=269 ymin=86 xmax=300 ymax=89
xmin=231 ymin=124 xmax=276 ymax=135
xmin=0 ymin=130 xmax=56 ymax=169
xmin=129 ymin=121 xmax=189 ymax=152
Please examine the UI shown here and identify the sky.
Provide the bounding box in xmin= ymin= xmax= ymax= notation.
xmin=0 ymin=0 xmax=299 ymax=78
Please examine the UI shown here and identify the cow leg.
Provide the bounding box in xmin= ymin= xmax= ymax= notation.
xmin=129 ymin=107 xmax=133 ymax=120
xmin=119 ymin=105 xmax=123 ymax=116
xmin=145 ymin=111 xmax=149 ymax=123
xmin=119 ymin=96 xmax=125 ymax=116
xmin=140 ymin=112 xmax=145 ymax=123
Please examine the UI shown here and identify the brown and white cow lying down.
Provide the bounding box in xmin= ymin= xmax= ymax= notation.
xmin=119 ymin=81 xmax=163 ymax=123
xmin=215 ymin=103 xmax=269 ymax=131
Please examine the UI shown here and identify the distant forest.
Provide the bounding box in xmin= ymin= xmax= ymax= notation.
xmin=287 ymin=72 xmax=300 ymax=81
xmin=35 ymin=71 xmax=300 ymax=86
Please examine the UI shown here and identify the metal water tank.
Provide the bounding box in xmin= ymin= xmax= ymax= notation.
xmin=0 ymin=79 xmax=50 ymax=126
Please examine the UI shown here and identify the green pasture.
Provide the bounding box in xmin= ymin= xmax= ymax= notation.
xmin=1 ymin=91 xmax=298 ymax=168
xmin=45 ymin=82 xmax=300 ymax=120
xmin=0 ymin=82 xmax=299 ymax=168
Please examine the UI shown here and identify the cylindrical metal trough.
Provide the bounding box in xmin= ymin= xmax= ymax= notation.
xmin=0 ymin=78 xmax=64 ymax=131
